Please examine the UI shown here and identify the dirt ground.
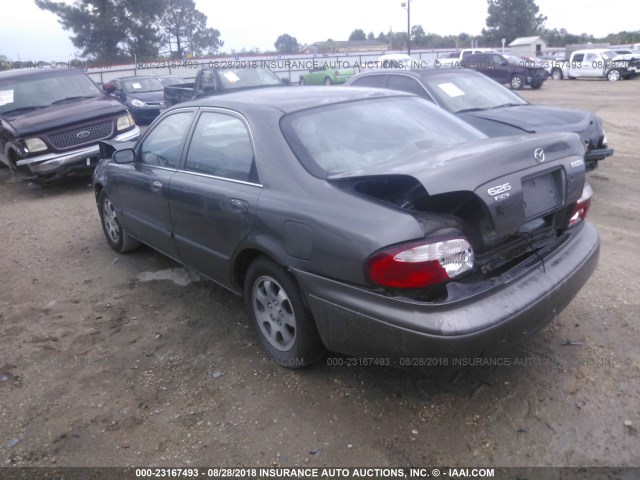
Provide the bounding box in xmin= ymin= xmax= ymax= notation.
xmin=0 ymin=79 xmax=639 ymax=469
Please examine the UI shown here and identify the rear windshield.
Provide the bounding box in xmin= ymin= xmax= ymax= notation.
xmin=0 ymin=70 xmax=102 ymax=115
xmin=281 ymin=96 xmax=485 ymax=177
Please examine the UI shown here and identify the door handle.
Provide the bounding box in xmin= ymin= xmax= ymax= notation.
xmin=228 ymin=198 xmax=249 ymax=214
xmin=152 ymin=180 xmax=162 ymax=192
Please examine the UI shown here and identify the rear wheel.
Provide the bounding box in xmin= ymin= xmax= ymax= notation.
xmin=244 ymin=257 xmax=324 ymax=368
xmin=324 ymin=77 xmax=332 ymax=86
xmin=98 ymin=190 xmax=141 ymax=253
xmin=510 ymin=74 xmax=525 ymax=90
xmin=551 ymin=68 xmax=563 ymax=80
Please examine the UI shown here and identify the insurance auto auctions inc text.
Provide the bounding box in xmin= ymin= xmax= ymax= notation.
xmin=194 ymin=467 xmax=495 ymax=478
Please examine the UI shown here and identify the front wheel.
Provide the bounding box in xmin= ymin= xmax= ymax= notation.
xmin=98 ymin=190 xmax=141 ymax=253
xmin=324 ymin=77 xmax=333 ymax=86
xmin=607 ymin=69 xmax=621 ymax=81
xmin=510 ymin=74 xmax=525 ymax=90
xmin=244 ymin=257 xmax=324 ymax=368
xmin=530 ymin=82 xmax=543 ymax=90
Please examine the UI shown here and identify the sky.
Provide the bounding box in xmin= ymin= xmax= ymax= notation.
xmin=0 ymin=0 xmax=638 ymax=61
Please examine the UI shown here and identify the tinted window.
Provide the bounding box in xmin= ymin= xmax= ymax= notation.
xmin=282 ymin=97 xmax=485 ymax=177
xmin=351 ymin=75 xmax=386 ymax=88
xmin=573 ymin=54 xmax=585 ymax=62
xmin=185 ymin=112 xmax=255 ymax=182
xmin=387 ymin=75 xmax=426 ymax=97
xmin=140 ymin=112 xmax=194 ymax=168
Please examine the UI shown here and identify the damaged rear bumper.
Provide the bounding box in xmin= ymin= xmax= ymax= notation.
xmin=292 ymin=223 xmax=600 ymax=361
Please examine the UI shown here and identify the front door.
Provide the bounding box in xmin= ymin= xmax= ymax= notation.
xmin=117 ymin=110 xmax=195 ymax=258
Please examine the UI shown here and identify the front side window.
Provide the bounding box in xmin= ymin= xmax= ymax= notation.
xmin=140 ymin=112 xmax=194 ymax=168
xmin=185 ymin=112 xmax=255 ymax=182
xmin=351 ymin=75 xmax=386 ymax=88
xmin=387 ymin=75 xmax=426 ymax=97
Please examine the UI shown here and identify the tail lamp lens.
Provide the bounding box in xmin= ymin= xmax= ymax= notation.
xmin=569 ymin=182 xmax=593 ymax=227
xmin=367 ymin=238 xmax=474 ymax=289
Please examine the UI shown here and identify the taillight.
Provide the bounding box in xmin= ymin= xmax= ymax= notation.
xmin=366 ymin=238 xmax=474 ymax=289
xmin=569 ymin=182 xmax=593 ymax=227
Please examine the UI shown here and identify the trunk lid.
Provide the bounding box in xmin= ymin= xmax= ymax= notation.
xmin=329 ymin=133 xmax=586 ymax=237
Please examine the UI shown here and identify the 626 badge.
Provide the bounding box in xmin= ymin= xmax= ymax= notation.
xmin=488 ymin=182 xmax=511 ymax=202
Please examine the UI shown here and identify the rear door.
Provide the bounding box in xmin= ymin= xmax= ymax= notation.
xmin=568 ymin=53 xmax=585 ymax=78
xmin=169 ymin=109 xmax=262 ymax=287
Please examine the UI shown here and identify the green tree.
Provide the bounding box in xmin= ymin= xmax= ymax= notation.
xmin=274 ymin=34 xmax=299 ymax=54
xmin=35 ymin=0 xmax=164 ymax=62
xmin=348 ymin=29 xmax=367 ymax=41
xmin=367 ymin=32 xmax=375 ymax=41
xmin=411 ymin=25 xmax=427 ymax=47
xmin=0 ymin=55 xmax=10 ymax=71
xmin=482 ymin=0 xmax=547 ymax=45
xmin=159 ymin=0 xmax=223 ymax=58
xmin=376 ymin=32 xmax=388 ymax=43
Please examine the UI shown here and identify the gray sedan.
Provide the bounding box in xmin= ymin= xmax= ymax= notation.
xmin=93 ymin=87 xmax=599 ymax=368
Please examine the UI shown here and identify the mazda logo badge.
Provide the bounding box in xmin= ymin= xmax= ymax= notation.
xmin=534 ymin=148 xmax=545 ymax=163
xmin=76 ymin=130 xmax=91 ymax=139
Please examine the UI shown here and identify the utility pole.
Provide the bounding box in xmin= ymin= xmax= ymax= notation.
xmin=401 ymin=1 xmax=411 ymax=55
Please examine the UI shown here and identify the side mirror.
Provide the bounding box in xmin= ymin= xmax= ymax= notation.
xmin=500 ymin=60 xmax=508 ymax=66
xmin=103 ymin=82 xmax=116 ymax=94
xmin=113 ymin=148 xmax=135 ymax=164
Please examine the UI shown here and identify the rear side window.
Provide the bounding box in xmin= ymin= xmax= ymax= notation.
xmin=572 ymin=54 xmax=585 ymax=62
xmin=185 ymin=112 xmax=255 ymax=182
xmin=351 ymin=75 xmax=386 ymax=88
xmin=140 ymin=112 xmax=194 ymax=168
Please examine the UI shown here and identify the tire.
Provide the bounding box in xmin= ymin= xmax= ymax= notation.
xmin=551 ymin=68 xmax=563 ymax=80
xmin=530 ymin=82 xmax=543 ymax=90
xmin=510 ymin=74 xmax=525 ymax=90
xmin=244 ymin=257 xmax=324 ymax=368
xmin=98 ymin=190 xmax=141 ymax=253
xmin=607 ymin=69 xmax=621 ymax=81
xmin=299 ymin=77 xmax=305 ymax=85
xmin=324 ymin=77 xmax=332 ymax=86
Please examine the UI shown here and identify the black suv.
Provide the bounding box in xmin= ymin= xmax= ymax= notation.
xmin=0 ymin=67 xmax=139 ymax=182
xmin=461 ymin=52 xmax=548 ymax=90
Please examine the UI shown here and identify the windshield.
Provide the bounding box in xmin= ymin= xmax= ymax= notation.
xmin=122 ymin=77 xmax=164 ymax=93
xmin=420 ymin=71 xmax=527 ymax=113
xmin=217 ymin=68 xmax=282 ymax=90
xmin=0 ymin=70 xmax=102 ymax=114
xmin=281 ymin=97 xmax=485 ymax=177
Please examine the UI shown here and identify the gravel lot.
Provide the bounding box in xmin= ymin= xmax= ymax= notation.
xmin=0 ymin=78 xmax=638 ymax=469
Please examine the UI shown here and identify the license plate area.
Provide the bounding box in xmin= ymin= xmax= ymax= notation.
xmin=522 ymin=168 xmax=565 ymax=219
